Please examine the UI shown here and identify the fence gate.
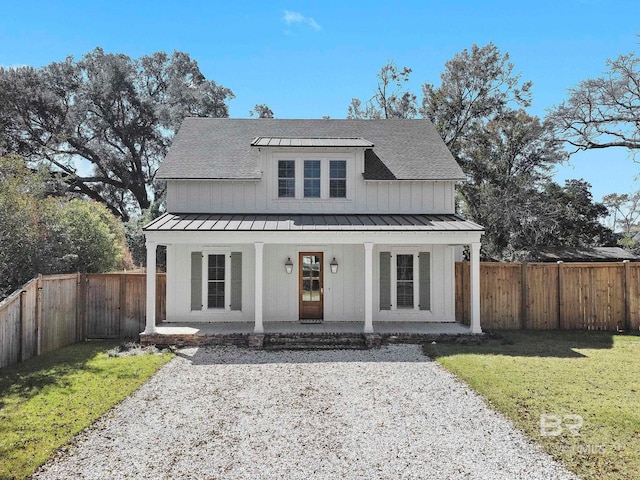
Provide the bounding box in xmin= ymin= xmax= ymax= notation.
xmin=85 ymin=274 xmax=121 ymax=338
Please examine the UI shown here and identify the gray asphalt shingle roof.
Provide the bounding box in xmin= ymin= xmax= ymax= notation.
xmin=156 ymin=118 xmax=465 ymax=181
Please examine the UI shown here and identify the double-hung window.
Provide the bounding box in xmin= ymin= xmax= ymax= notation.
xmin=278 ymin=160 xmax=295 ymax=198
xmin=207 ymin=254 xmax=225 ymax=309
xmin=276 ymin=157 xmax=349 ymax=199
xmin=329 ymin=160 xmax=346 ymax=198
xmin=379 ymin=250 xmax=431 ymax=312
xmin=304 ymin=160 xmax=321 ymax=198
xmin=190 ymin=251 xmax=242 ymax=312
xmin=396 ymin=254 xmax=414 ymax=309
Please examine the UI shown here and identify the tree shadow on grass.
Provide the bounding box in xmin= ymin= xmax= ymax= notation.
xmin=423 ymin=330 xmax=628 ymax=359
xmin=0 ymin=340 xmax=118 ymax=409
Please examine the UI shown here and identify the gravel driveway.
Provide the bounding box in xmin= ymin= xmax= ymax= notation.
xmin=33 ymin=345 xmax=580 ymax=480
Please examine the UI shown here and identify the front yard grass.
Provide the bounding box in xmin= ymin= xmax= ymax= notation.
xmin=0 ymin=341 xmax=172 ymax=480
xmin=424 ymin=331 xmax=640 ymax=480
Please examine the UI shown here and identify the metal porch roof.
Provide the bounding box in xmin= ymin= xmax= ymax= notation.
xmin=144 ymin=213 xmax=484 ymax=232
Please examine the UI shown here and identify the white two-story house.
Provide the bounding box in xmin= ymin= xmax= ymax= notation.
xmin=142 ymin=118 xmax=483 ymax=338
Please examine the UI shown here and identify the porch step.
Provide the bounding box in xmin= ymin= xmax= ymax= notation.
xmin=263 ymin=332 xmax=371 ymax=350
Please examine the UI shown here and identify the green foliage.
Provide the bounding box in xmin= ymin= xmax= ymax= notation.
xmin=124 ymin=203 xmax=165 ymax=268
xmin=424 ymin=331 xmax=640 ymax=480
xmin=0 ymin=341 xmax=172 ymax=479
xmin=45 ymin=198 xmax=133 ymax=273
xmin=351 ymin=44 xmax=612 ymax=259
xmin=0 ymin=48 xmax=234 ymax=221
xmin=421 ymin=42 xmax=532 ymax=156
xmin=0 ymin=156 xmax=132 ymax=297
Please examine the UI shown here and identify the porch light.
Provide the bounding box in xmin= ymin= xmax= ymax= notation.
xmin=285 ymin=257 xmax=294 ymax=274
xmin=330 ymin=257 xmax=339 ymax=274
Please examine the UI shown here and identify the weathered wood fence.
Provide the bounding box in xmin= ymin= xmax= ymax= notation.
xmin=0 ymin=273 xmax=165 ymax=368
xmin=456 ymin=261 xmax=640 ymax=331
xmin=3 ymin=263 xmax=639 ymax=368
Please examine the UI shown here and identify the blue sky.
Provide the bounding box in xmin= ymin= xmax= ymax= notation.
xmin=1 ymin=0 xmax=638 ymax=202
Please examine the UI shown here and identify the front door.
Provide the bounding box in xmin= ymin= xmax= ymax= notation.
xmin=299 ymin=252 xmax=323 ymax=320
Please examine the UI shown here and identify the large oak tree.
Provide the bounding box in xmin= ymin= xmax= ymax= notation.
xmin=548 ymin=52 xmax=640 ymax=154
xmin=0 ymin=48 xmax=234 ymax=221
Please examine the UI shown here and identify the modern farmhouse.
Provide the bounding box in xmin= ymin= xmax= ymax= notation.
xmin=142 ymin=118 xmax=483 ymax=338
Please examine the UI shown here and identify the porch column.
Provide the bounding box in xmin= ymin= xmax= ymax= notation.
xmin=470 ymin=241 xmax=482 ymax=334
xmin=144 ymin=241 xmax=157 ymax=334
xmin=364 ymin=242 xmax=374 ymax=333
xmin=254 ymin=242 xmax=264 ymax=333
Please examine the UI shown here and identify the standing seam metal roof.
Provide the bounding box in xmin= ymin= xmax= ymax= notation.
xmin=144 ymin=213 xmax=484 ymax=232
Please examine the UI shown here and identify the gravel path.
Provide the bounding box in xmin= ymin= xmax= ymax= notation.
xmin=33 ymin=345 xmax=580 ymax=480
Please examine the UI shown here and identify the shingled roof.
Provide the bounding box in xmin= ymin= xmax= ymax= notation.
xmin=156 ymin=118 xmax=465 ymax=181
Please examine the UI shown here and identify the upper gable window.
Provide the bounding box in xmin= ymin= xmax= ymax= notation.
xmin=278 ymin=160 xmax=295 ymax=198
xmin=304 ymin=160 xmax=321 ymax=198
xmin=329 ymin=161 xmax=346 ymax=198
xmin=274 ymin=155 xmax=351 ymax=200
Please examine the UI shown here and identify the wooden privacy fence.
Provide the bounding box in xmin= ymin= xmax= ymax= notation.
xmin=0 ymin=273 xmax=165 ymax=368
xmin=456 ymin=261 xmax=640 ymax=331
xmin=3 ymin=263 xmax=639 ymax=368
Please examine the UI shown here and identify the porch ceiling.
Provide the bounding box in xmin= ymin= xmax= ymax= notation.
xmin=144 ymin=212 xmax=484 ymax=233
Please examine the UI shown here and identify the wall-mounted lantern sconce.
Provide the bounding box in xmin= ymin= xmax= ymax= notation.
xmin=330 ymin=257 xmax=339 ymax=274
xmin=285 ymin=257 xmax=293 ymax=274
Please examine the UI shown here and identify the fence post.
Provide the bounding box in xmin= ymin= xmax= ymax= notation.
xmin=557 ymin=261 xmax=564 ymax=330
xmin=36 ymin=274 xmax=43 ymax=355
xmin=520 ymin=262 xmax=528 ymax=330
xmin=18 ymin=289 xmax=26 ymax=361
xmin=623 ymin=260 xmax=631 ymax=331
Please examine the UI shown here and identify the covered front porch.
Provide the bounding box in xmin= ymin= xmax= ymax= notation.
xmin=142 ymin=213 xmax=484 ymax=344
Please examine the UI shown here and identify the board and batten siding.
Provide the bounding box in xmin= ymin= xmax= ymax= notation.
xmin=164 ymin=243 xmax=456 ymax=323
xmin=166 ymin=149 xmax=456 ymax=214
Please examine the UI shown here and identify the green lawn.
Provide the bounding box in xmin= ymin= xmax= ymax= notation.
xmin=0 ymin=341 xmax=173 ymax=480
xmin=424 ymin=331 xmax=640 ymax=480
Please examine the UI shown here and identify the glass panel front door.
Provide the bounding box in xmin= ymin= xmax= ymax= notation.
xmin=299 ymin=252 xmax=323 ymax=319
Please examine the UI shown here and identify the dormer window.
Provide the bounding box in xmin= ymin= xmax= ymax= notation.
xmin=278 ymin=160 xmax=295 ymax=198
xmin=329 ymin=161 xmax=346 ymax=198
xmin=304 ymin=161 xmax=321 ymax=198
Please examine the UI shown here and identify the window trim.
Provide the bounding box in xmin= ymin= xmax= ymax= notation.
xmin=274 ymin=153 xmax=352 ymax=201
xmin=277 ymin=160 xmax=296 ymax=198
xmin=303 ymin=160 xmax=321 ymax=198
xmin=329 ymin=160 xmax=347 ymax=198
xmin=389 ymin=247 xmax=424 ymax=311
xmin=202 ymin=248 xmax=232 ymax=312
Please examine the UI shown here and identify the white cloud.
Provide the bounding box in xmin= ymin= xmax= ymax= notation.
xmin=283 ymin=10 xmax=321 ymax=31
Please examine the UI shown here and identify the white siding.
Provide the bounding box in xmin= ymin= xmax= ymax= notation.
xmin=166 ymin=244 xmax=255 ymax=322
xmin=166 ymin=147 xmax=457 ymax=214
xmin=165 ymin=243 xmax=455 ymax=324
xmin=373 ymin=244 xmax=456 ymax=322
xmin=168 ymin=178 xmax=456 ymax=214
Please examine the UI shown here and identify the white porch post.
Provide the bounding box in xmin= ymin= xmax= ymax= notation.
xmin=254 ymin=242 xmax=264 ymax=333
xmin=364 ymin=242 xmax=374 ymax=333
xmin=144 ymin=241 xmax=157 ymax=334
xmin=470 ymin=241 xmax=482 ymax=334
